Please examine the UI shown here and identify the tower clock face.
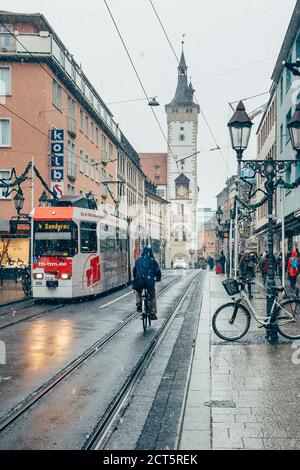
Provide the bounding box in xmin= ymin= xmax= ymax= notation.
xmin=176 ymin=184 xmax=188 ymax=199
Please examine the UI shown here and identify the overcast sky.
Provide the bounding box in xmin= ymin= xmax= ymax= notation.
xmin=6 ymin=0 xmax=297 ymax=207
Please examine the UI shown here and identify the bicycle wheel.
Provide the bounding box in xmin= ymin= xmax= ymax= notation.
xmin=212 ymin=302 xmax=251 ymax=341
xmin=277 ymin=298 xmax=300 ymax=340
xmin=142 ymin=313 xmax=148 ymax=332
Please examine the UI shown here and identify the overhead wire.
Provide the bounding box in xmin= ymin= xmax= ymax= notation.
xmin=103 ymin=0 xmax=180 ymax=171
xmin=148 ymin=0 xmax=234 ymax=174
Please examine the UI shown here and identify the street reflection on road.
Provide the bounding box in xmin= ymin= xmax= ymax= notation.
xmin=24 ymin=319 xmax=74 ymax=373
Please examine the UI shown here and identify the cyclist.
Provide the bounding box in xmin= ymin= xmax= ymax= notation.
xmin=133 ymin=246 xmax=161 ymax=320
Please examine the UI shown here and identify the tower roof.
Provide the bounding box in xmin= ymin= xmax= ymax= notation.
xmin=166 ymin=49 xmax=199 ymax=110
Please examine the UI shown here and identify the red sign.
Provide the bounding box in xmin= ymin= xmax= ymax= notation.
xmin=33 ymin=257 xmax=72 ymax=278
xmin=83 ymin=255 xmax=101 ymax=289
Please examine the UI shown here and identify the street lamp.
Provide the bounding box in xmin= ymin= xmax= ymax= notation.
xmin=228 ymin=101 xmax=253 ymax=159
xmin=216 ymin=206 xmax=223 ymax=225
xmin=288 ymin=103 xmax=300 ymax=159
xmin=148 ymin=97 xmax=160 ymax=107
xmin=228 ymin=101 xmax=253 ymax=280
xmin=38 ymin=190 xmax=49 ymax=207
xmin=13 ymin=189 xmax=25 ymax=216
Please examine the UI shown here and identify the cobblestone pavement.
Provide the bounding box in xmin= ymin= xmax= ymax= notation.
xmin=180 ymin=272 xmax=300 ymax=450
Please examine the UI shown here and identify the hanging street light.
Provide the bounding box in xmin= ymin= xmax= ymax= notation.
xmin=148 ymin=97 xmax=160 ymax=107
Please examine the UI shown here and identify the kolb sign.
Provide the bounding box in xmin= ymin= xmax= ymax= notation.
xmin=50 ymin=129 xmax=64 ymax=198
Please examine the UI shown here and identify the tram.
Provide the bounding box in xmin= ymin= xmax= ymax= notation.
xmin=32 ymin=197 xmax=141 ymax=299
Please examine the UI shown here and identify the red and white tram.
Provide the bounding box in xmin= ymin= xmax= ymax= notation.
xmin=32 ymin=201 xmax=140 ymax=299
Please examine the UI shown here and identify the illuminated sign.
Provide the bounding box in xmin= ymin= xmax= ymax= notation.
xmin=10 ymin=220 xmax=31 ymax=235
xmin=35 ymin=222 xmax=72 ymax=232
xmin=50 ymin=129 xmax=64 ymax=199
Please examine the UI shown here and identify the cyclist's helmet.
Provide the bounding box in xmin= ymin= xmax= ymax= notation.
xmin=142 ymin=246 xmax=154 ymax=259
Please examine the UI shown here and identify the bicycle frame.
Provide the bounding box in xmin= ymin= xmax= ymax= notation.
xmin=233 ymin=289 xmax=296 ymax=327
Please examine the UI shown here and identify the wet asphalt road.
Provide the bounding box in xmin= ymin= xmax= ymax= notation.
xmin=0 ymin=270 xmax=204 ymax=449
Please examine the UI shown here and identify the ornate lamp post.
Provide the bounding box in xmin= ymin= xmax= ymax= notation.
xmin=13 ymin=189 xmax=25 ymax=216
xmin=38 ymin=190 xmax=49 ymax=207
xmin=228 ymin=101 xmax=253 ymax=279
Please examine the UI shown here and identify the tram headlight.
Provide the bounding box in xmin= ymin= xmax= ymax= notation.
xmin=34 ymin=273 xmax=44 ymax=280
xmin=60 ymin=273 xmax=71 ymax=280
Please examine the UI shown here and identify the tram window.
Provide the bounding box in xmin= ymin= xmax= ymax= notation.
xmin=80 ymin=222 xmax=97 ymax=253
xmin=34 ymin=221 xmax=78 ymax=258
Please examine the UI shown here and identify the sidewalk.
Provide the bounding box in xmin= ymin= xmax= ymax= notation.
xmin=180 ymin=272 xmax=300 ymax=450
xmin=0 ymin=280 xmax=26 ymax=306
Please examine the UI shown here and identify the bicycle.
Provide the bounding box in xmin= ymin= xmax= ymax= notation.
xmin=212 ymin=278 xmax=300 ymax=343
xmin=141 ymin=288 xmax=152 ymax=332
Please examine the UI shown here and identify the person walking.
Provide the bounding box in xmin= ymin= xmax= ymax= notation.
xmin=287 ymin=250 xmax=300 ymax=290
xmin=259 ymin=253 xmax=269 ymax=287
xmin=239 ymin=250 xmax=255 ymax=299
xmin=219 ymin=251 xmax=226 ymax=274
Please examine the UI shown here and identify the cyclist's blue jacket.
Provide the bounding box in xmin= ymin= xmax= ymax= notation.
xmin=133 ymin=250 xmax=161 ymax=291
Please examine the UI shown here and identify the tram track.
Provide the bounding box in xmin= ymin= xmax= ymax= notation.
xmin=83 ymin=271 xmax=203 ymax=450
xmin=0 ymin=272 xmax=186 ymax=438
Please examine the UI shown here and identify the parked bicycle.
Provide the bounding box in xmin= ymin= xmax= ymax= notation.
xmin=141 ymin=288 xmax=152 ymax=332
xmin=212 ymin=278 xmax=300 ymax=343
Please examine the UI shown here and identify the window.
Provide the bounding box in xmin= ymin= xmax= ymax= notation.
xmin=80 ymin=222 xmax=97 ymax=253
xmin=95 ymin=163 xmax=100 ymax=183
xmin=0 ymin=67 xmax=11 ymax=95
xmin=286 ymin=109 xmax=292 ymax=143
xmin=296 ymin=161 xmax=300 ymax=180
xmin=85 ymin=154 xmax=89 ymax=177
xmin=286 ymin=166 xmax=291 ymax=184
xmin=280 ymin=124 xmax=283 ymax=153
xmin=286 ymin=57 xmax=292 ymax=92
xmin=109 ymin=142 xmax=113 ymax=160
xmin=80 ymin=110 xmax=83 ymax=131
xmin=67 ymin=140 xmax=76 ymax=180
xmin=296 ymin=33 xmax=300 ymax=60
xmin=155 ymin=176 xmax=160 ymax=181
xmin=96 ymin=127 xmax=99 ymax=147
xmin=0 ymin=169 xmax=11 ymax=199
xmin=102 ymin=135 xmax=107 ymax=161
xmin=91 ymin=122 xmax=94 ymax=143
xmin=79 ymin=149 xmax=84 ymax=173
xmin=90 ymin=159 xmax=95 ymax=180
xmin=85 ymin=116 xmax=89 ymax=138
xmin=0 ymin=118 xmax=11 ymax=147
xmin=180 ymin=127 xmax=184 ymax=131
xmin=81 ymin=78 xmax=86 ymax=95
xmin=0 ymin=24 xmax=13 ymax=50
xmin=102 ymin=168 xmax=107 ymax=197
xmin=179 ymin=134 xmax=185 ymax=141
xmin=67 ymin=184 xmax=75 ymax=195
xmin=52 ymin=80 xmax=62 ymax=110
xmin=34 ymin=221 xmax=78 ymax=258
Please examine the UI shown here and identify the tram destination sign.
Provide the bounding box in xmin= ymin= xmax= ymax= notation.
xmin=35 ymin=221 xmax=72 ymax=232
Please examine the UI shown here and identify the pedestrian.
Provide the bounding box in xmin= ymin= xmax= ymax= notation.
xmin=287 ymin=250 xmax=300 ymax=290
xmin=219 ymin=251 xmax=226 ymax=274
xmin=259 ymin=252 xmax=269 ymax=286
xmin=239 ymin=250 xmax=255 ymax=299
xmin=277 ymin=253 xmax=283 ymax=282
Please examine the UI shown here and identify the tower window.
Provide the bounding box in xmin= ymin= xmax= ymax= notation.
xmin=179 ymin=134 xmax=185 ymax=141
xmin=180 ymin=127 xmax=184 ymax=131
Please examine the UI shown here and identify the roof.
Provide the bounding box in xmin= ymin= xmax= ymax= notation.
xmin=175 ymin=173 xmax=190 ymax=185
xmin=271 ymin=0 xmax=300 ymax=83
xmin=139 ymin=153 xmax=167 ymax=185
xmin=166 ymin=50 xmax=199 ymax=109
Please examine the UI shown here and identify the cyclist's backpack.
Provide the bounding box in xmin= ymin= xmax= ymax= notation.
xmin=291 ymin=257 xmax=299 ymax=269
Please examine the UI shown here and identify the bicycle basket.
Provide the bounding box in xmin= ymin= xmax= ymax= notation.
xmin=222 ymin=279 xmax=240 ymax=296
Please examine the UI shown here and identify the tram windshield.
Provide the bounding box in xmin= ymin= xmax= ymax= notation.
xmin=34 ymin=221 xmax=78 ymax=258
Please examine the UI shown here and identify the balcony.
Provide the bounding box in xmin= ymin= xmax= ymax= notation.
xmin=67 ymin=161 xmax=77 ymax=181
xmin=0 ymin=32 xmax=121 ymax=142
xmin=67 ymin=116 xmax=77 ymax=138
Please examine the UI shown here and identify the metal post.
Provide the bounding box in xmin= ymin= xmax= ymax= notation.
xmin=229 ymin=217 xmax=233 ymax=278
xmin=266 ymin=176 xmax=278 ymax=341
xmin=234 ymin=154 xmax=242 ymax=279
xmin=281 ymin=186 xmax=286 ymax=289
xmin=30 ymin=156 xmax=34 ymax=270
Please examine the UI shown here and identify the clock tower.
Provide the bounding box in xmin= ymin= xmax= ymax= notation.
xmin=165 ymin=48 xmax=200 ymax=268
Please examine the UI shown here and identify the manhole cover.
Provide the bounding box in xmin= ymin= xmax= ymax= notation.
xmin=205 ymin=400 xmax=236 ymax=408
